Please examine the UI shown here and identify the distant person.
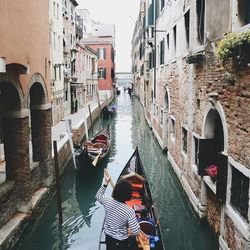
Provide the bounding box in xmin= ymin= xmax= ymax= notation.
xmin=128 ymin=87 xmax=132 ymax=97
xmin=96 ymin=173 xmax=140 ymax=250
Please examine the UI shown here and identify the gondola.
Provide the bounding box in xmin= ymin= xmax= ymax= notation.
xmin=99 ymin=147 xmax=165 ymax=250
xmin=75 ymin=125 xmax=111 ymax=170
xmin=102 ymin=104 xmax=117 ymax=119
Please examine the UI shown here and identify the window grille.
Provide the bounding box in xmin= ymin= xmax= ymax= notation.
xmin=230 ymin=166 xmax=249 ymax=222
xmin=182 ymin=127 xmax=187 ymax=154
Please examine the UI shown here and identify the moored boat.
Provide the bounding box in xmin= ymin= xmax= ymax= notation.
xmin=99 ymin=147 xmax=165 ymax=250
xmin=102 ymin=104 xmax=117 ymax=119
xmin=75 ymin=125 xmax=111 ymax=170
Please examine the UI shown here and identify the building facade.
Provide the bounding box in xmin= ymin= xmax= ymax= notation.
xmin=83 ymin=36 xmax=115 ymax=98
xmin=62 ymin=0 xmax=78 ymax=115
xmin=132 ymin=0 xmax=250 ymax=249
xmin=0 ymin=0 xmax=52 ymax=225
xmin=50 ymin=0 xmax=64 ymax=125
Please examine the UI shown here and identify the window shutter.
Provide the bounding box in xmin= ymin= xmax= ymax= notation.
xmin=198 ymin=138 xmax=216 ymax=175
xmin=216 ymin=153 xmax=228 ymax=203
xmin=97 ymin=48 xmax=100 ymax=59
xmin=104 ymin=48 xmax=106 ymax=59
xmin=104 ymin=68 xmax=106 ymax=79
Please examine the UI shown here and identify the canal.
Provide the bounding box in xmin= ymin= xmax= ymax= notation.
xmin=19 ymin=92 xmax=218 ymax=250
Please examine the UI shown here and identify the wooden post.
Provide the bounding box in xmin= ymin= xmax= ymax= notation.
xmin=105 ymin=94 xmax=108 ymax=106
xmin=88 ymin=104 xmax=94 ymax=135
xmin=96 ymin=91 xmax=102 ymax=120
xmin=97 ymin=91 xmax=101 ymax=111
xmin=53 ymin=141 xmax=63 ymax=226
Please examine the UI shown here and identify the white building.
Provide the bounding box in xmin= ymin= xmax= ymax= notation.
xmin=49 ymin=0 xmax=64 ymax=125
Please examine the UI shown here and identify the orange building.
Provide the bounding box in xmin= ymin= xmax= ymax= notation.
xmin=82 ymin=36 xmax=115 ymax=92
xmin=0 ymin=0 xmax=52 ymax=220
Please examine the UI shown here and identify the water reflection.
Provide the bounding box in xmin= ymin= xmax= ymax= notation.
xmin=19 ymin=92 xmax=218 ymax=250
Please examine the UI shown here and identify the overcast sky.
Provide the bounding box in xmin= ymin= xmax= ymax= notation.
xmin=78 ymin=0 xmax=140 ymax=72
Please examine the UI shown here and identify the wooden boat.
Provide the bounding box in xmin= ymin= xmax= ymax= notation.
xmin=102 ymin=104 xmax=117 ymax=119
xmin=75 ymin=125 xmax=111 ymax=169
xmin=99 ymin=147 xmax=165 ymax=250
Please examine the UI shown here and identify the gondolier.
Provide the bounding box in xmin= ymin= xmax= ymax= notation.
xmin=96 ymin=175 xmax=140 ymax=250
xmin=98 ymin=147 xmax=165 ymax=250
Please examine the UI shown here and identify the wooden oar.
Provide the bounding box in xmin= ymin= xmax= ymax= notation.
xmin=92 ymin=152 xmax=101 ymax=166
xmin=104 ymin=168 xmax=115 ymax=188
xmin=103 ymin=169 xmax=149 ymax=250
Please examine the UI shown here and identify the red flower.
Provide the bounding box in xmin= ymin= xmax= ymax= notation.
xmin=204 ymin=164 xmax=218 ymax=177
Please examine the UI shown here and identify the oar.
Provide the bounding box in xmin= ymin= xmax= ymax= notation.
xmin=103 ymin=169 xmax=149 ymax=250
xmin=92 ymin=152 xmax=101 ymax=166
xmin=104 ymin=168 xmax=115 ymax=188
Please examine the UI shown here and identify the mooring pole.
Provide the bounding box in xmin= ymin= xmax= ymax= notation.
xmin=88 ymin=104 xmax=94 ymax=135
xmin=53 ymin=140 xmax=63 ymax=226
xmin=97 ymin=91 xmax=102 ymax=120
xmin=65 ymin=118 xmax=76 ymax=169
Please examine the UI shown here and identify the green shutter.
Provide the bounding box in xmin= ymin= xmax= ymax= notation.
xmin=104 ymin=68 xmax=106 ymax=79
xmin=216 ymin=153 xmax=228 ymax=203
xmin=104 ymin=48 xmax=106 ymax=59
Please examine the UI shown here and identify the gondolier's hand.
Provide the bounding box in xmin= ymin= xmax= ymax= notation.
xmin=104 ymin=170 xmax=111 ymax=185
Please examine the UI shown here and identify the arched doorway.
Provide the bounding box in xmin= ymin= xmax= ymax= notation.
xmin=28 ymin=74 xmax=52 ymax=187
xmin=0 ymin=81 xmax=32 ymax=205
xmin=198 ymin=105 xmax=228 ymax=234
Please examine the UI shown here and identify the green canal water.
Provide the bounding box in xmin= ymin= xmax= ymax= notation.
xmin=19 ymin=93 xmax=218 ymax=250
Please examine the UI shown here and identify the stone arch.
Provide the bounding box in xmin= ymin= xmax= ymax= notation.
xmin=27 ymin=73 xmax=52 ymax=186
xmin=199 ymin=100 xmax=229 ymax=226
xmin=202 ymin=101 xmax=228 ymax=153
xmin=27 ymin=73 xmax=48 ymax=106
xmin=0 ymin=80 xmax=31 ymax=205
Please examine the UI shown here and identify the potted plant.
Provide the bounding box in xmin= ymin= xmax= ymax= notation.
xmin=216 ymin=32 xmax=250 ymax=66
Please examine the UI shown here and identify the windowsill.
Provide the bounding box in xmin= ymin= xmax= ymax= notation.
xmin=203 ymin=176 xmax=216 ymax=194
xmin=191 ymin=164 xmax=198 ymax=175
xmin=226 ymin=205 xmax=250 ymax=240
xmin=181 ymin=150 xmax=188 ymax=160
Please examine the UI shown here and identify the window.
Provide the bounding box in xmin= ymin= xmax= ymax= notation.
xmin=182 ymin=127 xmax=188 ymax=154
xmin=230 ymin=166 xmax=249 ymax=222
xmin=160 ymin=39 xmax=165 ymax=65
xmin=57 ymin=3 xmax=59 ymax=19
xmin=197 ymin=0 xmax=205 ymax=44
xmin=184 ymin=10 xmax=190 ymax=47
xmin=173 ymin=25 xmax=177 ymax=54
xmin=98 ymin=68 xmax=106 ymax=79
xmin=161 ymin=0 xmax=165 ymax=11
xmin=170 ymin=117 xmax=175 ymax=140
xmin=53 ymin=1 xmax=55 ymax=16
xmin=53 ymin=32 xmax=56 ymax=48
xmin=166 ymin=33 xmax=170 ymax=50
xmin=193 ymin=136 xmax=199 ymax=166
xmin=160 ymin=109 xmax=163 ymax=126
xmin=238 ymin=0 xmax=250 ymax=26
xmin=98 ymin=48 xmax=106 ymax=60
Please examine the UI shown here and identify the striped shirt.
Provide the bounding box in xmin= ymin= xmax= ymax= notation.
xmin=96 ymin=186 xmax=140 ymax=240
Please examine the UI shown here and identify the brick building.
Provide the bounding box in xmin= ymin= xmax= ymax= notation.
xmin=0 ymin=0 xmax=52 ymax=226
xmin=132 ymin=0 xmax=250 ymax=249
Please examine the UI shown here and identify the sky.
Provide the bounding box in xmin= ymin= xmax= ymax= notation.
xmin=78 ymin=0 xmax=140 ymax=72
